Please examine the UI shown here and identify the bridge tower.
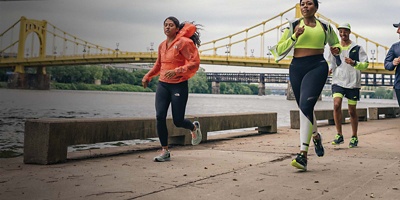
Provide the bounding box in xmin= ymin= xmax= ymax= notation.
xmin=8 ymin=16 xmax=50 ymax=89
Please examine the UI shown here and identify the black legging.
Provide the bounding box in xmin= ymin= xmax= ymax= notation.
xmin=289 ymin=54 xmax=328 ymax=151
xmin=155 ymin=81 xmax=195 ymax=147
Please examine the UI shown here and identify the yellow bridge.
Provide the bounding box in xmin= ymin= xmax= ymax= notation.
xmin=0 ymin=4 xmax=392 ymax=77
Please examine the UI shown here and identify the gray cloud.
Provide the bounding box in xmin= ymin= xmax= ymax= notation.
xmin=1 ymin=0 xmax=399 ymax=61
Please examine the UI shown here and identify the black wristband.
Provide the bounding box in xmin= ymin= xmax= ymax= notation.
xmin=290 ymin=36 xmax=295 ymax=41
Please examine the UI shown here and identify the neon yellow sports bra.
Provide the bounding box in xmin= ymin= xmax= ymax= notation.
xmin=294 ymin=20 xmax=325 ymax=49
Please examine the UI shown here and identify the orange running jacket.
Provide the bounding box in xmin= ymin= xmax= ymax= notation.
xmin=142 ymin=23 xmax=200 ymax=84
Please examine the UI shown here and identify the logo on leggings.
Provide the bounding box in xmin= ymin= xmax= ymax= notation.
xmin=174 ymin=93 xmax=180 ymax=96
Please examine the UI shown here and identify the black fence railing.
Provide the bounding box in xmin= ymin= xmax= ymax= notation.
xmin=206 ymin=72 xmax=394 ymax=87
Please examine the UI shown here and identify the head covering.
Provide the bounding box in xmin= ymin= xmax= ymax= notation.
xmin=393 ymin=22 xmax=400 ymax=28
xmin=177 ymin=23 xmax=196 ymax=38
xmin=338 ymin=23 xmax=351 ymax=30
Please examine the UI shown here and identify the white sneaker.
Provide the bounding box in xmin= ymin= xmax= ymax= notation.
xmin=191 ymin=121 xmax=202 ymax=145
xmin=153 ymin=149 xmax=170 ymax=162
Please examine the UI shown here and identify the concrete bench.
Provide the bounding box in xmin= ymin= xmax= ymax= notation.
xmin=368 ymin=107 xmax=400 ymax=120
xmin=24 ymin=112 xmax=277 ymax=165
xmin=290 ymin=108 xmax=368 ymax=129
xmin=24 ymin=117 xmax=193 ymax=165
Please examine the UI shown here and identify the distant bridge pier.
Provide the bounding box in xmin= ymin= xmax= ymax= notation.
xmin=212 ymin=81 xmax=220 ymax=94
xmin=6 ymin=17 xmax=50 ymax=90
xmin=258 ymin=82 xmax=265 ymax=96
xmin=286 ymin=81 xmax=295 ymax=100
xmin=258 ymin=74 xmax=265 ymax=96
xmin=8 ymin=65 xmax=50 ymax=90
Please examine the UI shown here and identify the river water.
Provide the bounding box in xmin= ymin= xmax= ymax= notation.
xmin=0 ymin=89 xmax=398 ymax=156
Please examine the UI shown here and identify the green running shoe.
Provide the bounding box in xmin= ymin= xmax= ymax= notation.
xmin=291 ymin=153 xmax=307 ymax=171
xmin=349 ymin=136 xmax=358 ymax=148
xmin=332 ymin=134 xmax=344 ymax=145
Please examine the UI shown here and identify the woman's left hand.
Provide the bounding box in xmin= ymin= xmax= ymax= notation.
xmin=165 ymin=70 xmax=176 ymax=79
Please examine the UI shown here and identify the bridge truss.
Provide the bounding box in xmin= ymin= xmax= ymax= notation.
xmin=206 ymin=72 xmax=396 ymax=87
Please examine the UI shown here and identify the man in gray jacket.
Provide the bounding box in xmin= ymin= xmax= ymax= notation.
xmin=384 ymin=21 xmax=400 ymax=107
xmin=329 ymin=23 xmax=369 ymax=148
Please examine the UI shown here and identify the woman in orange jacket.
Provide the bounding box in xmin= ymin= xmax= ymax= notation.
xmin=142 ymin=16 xmax=202 ymax=162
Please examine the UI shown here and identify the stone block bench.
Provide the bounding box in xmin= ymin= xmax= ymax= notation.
xmin=290 ymin=108 xmax=368 ymax=129
xmin=24 ymin=112 xmax=277 ymax=164
xmin=368 ymin=107 xmax=400 ymax=120
xmin=24 ymin=117 xmax=193 ymax=165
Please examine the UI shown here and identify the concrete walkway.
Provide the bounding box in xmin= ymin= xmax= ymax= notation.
xmin=1 ymin=118 xmax=399 ymax=200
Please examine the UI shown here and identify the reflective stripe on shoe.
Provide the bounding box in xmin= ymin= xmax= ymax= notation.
xmin=291 ymin=153 xmax=307 ymax=171
xmin=332 ymin=134 xmax=344 ymax=145
xmin=349 ymin=136 xmax=358 ymax=148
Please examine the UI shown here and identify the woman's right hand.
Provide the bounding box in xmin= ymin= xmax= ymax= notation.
xmin=142 ymin=81 xmax=148 ymax=89
xmin=295 ymin=25 xmax=305 ymax=38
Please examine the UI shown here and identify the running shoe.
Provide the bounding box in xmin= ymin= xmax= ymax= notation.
xmin=153 ymin=149 xmax=170 ymax=162
xmin=349 ymin=136 xmax=358 ymax=148
xmin=191 ymin=121 xmax=202 ymax=145
xmin=313 ymin=133 xmax=324 ymax=157
xmin=291 ymin=153 xmax=307 ymax=171
xmin=332 ymin=134 xmax=344 ymax=145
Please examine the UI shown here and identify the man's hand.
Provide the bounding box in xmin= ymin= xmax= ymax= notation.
xmin=393 ymin=56 xmax=400 ymax=66
xmin=330 ymin=46 xmax=340 ymax=55
xmin=344 ymin=57 xmax=355 ymax=66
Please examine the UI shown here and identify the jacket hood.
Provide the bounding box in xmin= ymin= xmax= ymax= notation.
xmin=178 ymin=23 xmax=196 ymax=38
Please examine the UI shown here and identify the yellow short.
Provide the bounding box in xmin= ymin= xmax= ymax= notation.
xmin=333 ymin=93 xmax=357 ymax=105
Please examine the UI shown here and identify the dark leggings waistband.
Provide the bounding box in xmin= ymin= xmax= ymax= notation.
xmin=292 ymin=54 xmax=324 ymax=61
xmin=291 ymin=54 xmax=326 ymax=71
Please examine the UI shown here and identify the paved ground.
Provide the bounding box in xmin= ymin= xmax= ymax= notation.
xmin=1 ymin=118 xmax=399 ymax=200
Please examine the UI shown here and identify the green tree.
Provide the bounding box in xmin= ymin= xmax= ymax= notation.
xmin=105 ymin=68 xmax=136 ymax=84
xmin=101 ymin=67 xmax=110 ymax=83
xmin=384 ymin=89 xmax=393 ymax=99
xmin=132 ymin=70 xmax=149 ymax=85
xmin=189 ymin=70 xmax=210 ymax=93
xmin=88 ymin=65 xmax=103 ymax=80
xmin=248 ymin=84 xmax=259 ymax=95
xmin=374 ymin=87 xmax=387 ymax=99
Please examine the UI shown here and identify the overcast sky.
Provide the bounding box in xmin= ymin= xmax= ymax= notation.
xmin=1 ymin=0 xmax=400 ymax=72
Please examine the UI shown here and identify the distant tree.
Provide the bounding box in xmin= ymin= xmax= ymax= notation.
xmin=189 ymin=70 xmax=210 ymax=93
xmin=0 ymin=68 xmax=12 ymax=82
xmin=248 ymin=84 xmax=259 ymax=95
xmin=103 ymin=67 xmax=135 ymax=85
xmin=374 ymin=87 xmax=387 ymax=99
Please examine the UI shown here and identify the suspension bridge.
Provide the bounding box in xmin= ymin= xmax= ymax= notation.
xmin=0 ymin=3 xmax=393 ymax=89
